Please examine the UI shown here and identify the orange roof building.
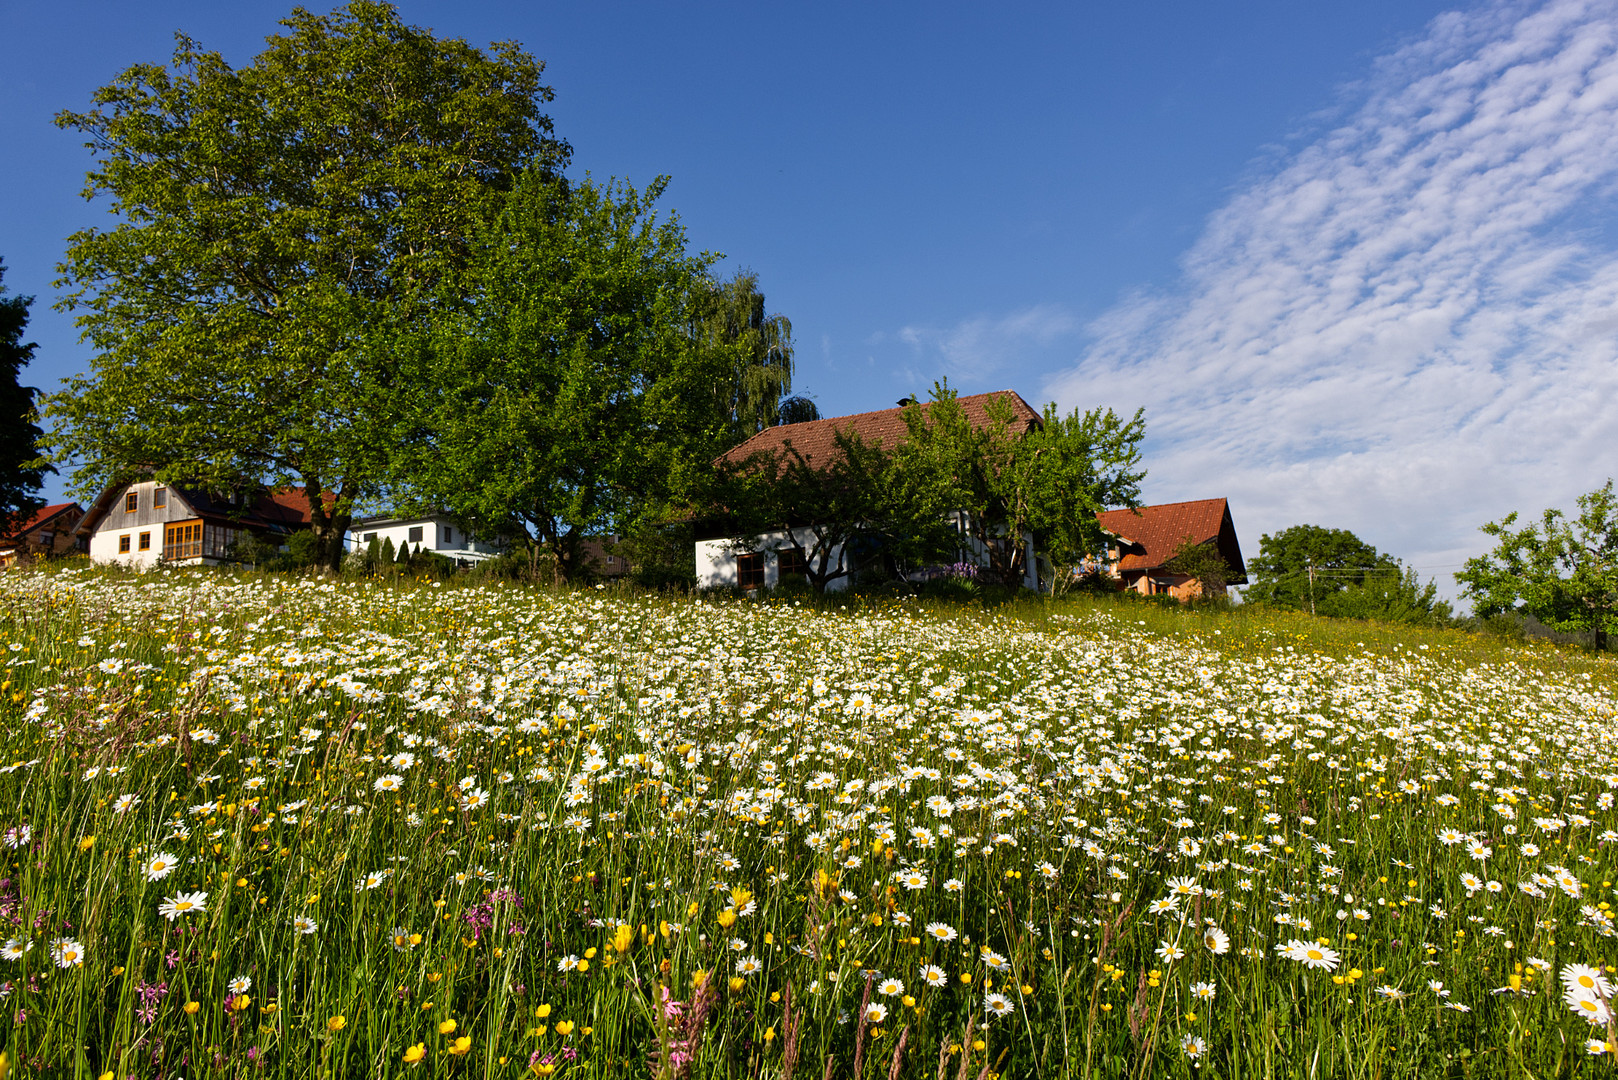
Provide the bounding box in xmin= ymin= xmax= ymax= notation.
xmin=75 ymin=480 xmax=322 ymax=568
xmin=0 ymin=502 xmax=87 ymax=567
xmin=1095 ymin=498 xmax=1247 ymax=600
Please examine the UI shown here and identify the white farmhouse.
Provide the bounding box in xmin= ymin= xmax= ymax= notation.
xmin=348 ymin=515 xmax=502 ymax=563
xmin=696 ymin=391 xmax=1043 ymax=592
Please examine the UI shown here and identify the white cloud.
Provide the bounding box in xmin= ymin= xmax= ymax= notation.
xmin=896 ymin=304 xmax=1078 ymax=384
xmin=1045 ymin=0 xmax=1618 ymax=599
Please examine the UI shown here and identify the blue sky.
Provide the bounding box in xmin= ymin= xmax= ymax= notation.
xmin=4 ymin=1 xmax=1615 ymax=596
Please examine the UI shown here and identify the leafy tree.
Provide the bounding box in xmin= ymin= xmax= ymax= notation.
xmin=403 ymin=172 xmax=726 ymax=583
xmin=776 ymin=395 xmax=821 ymax=425
xmin=1164 ymin=534 xmax=1234 ymax=596
xmin=45 ymin=2 xmax=567 ymax=570
xmin=1246 ymin=525 xmax=1397 ymax=613
xmin=1456 ymin=480 xmax=1617 ymax=652
xmin=0 ymin=259 xmax=51 ymax=537
xmin=696 ymin=269 xmax=796 ymax=443
xmin=894 ymin=384 xmax=1146 ymax=588
xmin=1247 ymin=524 xmax=1447 ymax=624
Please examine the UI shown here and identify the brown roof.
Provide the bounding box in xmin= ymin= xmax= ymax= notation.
xmin=1 ymin=502 xmax=81 ymax=543
xmin=1096 ymin=498 xmax=1247 ymax=582
xmin=715 ymin=390 xmax=1043 ymax=468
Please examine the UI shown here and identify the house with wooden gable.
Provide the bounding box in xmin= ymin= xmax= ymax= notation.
xmin=0 ymin=502 xmax=87 ymax=567
xmin=696 ymin=390 xmax=1044 ymax=592
xmin=1095 ymin=498 xmax=1247 ymax=600
xmin=75 ymin=481 xmax=317 ymax=568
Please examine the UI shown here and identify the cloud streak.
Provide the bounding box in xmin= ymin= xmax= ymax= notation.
xmin=1045 ymin=0 xmax=1618 ymax=596
xmin=896 ymin=304 xmax=1079 ymax=384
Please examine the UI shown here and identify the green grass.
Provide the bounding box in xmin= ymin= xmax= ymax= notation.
xmin=0 ymin=565 xmax=1614 ymax=1079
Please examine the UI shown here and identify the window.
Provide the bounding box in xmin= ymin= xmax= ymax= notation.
xmin=153 ymin=487 xmax=166 ymax=508
xmin=443 ymin=526 xmax=454 ymax=544
xmin=363 ymin=533 xmax=377 ymax=543
xmin=737 ymin=552 xmax=765 ymax=589
xmin=118 ymin=534 xmax=131 ymax=554
xmin=408 ymin=526 xmax=423 ymax=544
xmin=138 ymin=532 xmax=151 ymax=551
xmin=164 ymin=522 xmax=202 ymax=560
xmin=124 ymin=492 xmax=138 ymax=513
xmin=777 ymin=546 xmax=808 ymax=578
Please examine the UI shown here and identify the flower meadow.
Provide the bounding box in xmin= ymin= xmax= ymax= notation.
xmin=1 ymin=570 xmax=1617 ymax=1079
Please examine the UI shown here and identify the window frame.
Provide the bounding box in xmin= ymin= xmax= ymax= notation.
xmin=124 ymin=492 xmax=138 ymax=513
xmin=118 ymin=534 xmax=131 ymax=554
xmin=736 ymin=552 xmax=766 ymax=590
xmin=138 ymin=532 xmax=151 ymax=551
xmin=777 ymin=546 xmax=808 ymax=579
xmin=408 ymin=526 xmax=423 ymax=544
xmin=153 ymin=487 xmax=166 ymax=509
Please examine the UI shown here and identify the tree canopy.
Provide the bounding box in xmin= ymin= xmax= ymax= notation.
xmin=0 ymin=259 xmax=50 ymax=537
xmin=45 ymin=1 xmax=567 ymax=568
xmin=1246 ymin=524 xmax=1448 ymax=624
xmin=402 ymin=172 xmax=727 ymax=583
xmin=696 ymin=270 xmax=797 ymax=443
xmin=894 ymin=384 xmax=1145 ymax=588
xmin=1456 ymin=480 xmax=1617 ymax=652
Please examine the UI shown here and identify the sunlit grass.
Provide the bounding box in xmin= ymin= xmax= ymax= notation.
xmin=0 ymin=565 xmax=1614 ymax=1078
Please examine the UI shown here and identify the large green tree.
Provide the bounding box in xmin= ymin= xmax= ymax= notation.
xmin=894 ymin=384 xmax=1146 ymax=588
xmin=0 ymin=259 xmax=51 ymax=537
xmin=695 ymin=269 xmax=796 ymax=443
xmin=1456 ymin=480 xmax=1617 ymax=652
xmin=45 ymin=2 xmax=567 ymax=569
xmin=403 ymin=172 xmax=727 ymax=583
xmin=1246 ymin=524 xmax=1447 ymax=624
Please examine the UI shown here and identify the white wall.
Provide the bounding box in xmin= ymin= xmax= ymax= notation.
xmin=698 ymin=521 xmax=1040 ymax=592
xmin=350 ymin=517 xmax=501 ymax=562
xmin=697 ymin=527 xmax=851 ymax=591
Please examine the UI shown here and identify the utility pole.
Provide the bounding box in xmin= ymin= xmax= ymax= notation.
xmin=1307 ymin=559 xmax=1316 ymax=616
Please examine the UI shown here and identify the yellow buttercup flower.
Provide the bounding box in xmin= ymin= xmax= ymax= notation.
xmin=554 ymin=1020 xmax=575 ymax=1036
xmin=327 ymin=1015 xmax=346 ymax=1032
xmin=403 ymin=1042 xmax=426 ymax=1065
xmin=439 ymin=1018 xmax=457 ymax=1035
xmin=448 ymin=1036 xmax=471 ymax=1056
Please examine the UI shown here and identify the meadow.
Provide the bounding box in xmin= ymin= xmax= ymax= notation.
xmin=1 ymin=567 xmax=1615 ymax=1079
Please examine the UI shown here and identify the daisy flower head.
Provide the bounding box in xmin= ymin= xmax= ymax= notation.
xmin=1280 ymin=939 xmax=1340 ymax=971
xmin=1567 ymin=989 xmax=1614 ymax=1026
xmin=896 ymin=867 xmax=927 ymax=890
xmin=1589 ymin=1039 xmax=1617 ymax=1056
xmin=0 ymin=938 xmax=28 ymax=961
xmin=942 ymin=878 xmax=964 ymax=893
xmin=1190 ymin=981 xmax=1217 ymax=1001
xmin=863 ymin=1002 xmax=888 ymax=1024
xmin=1157 ymin=940 xmax=1186 ymax=963
xmin=1182 ymin=1034 xmax=1207 ymax=1064
xmin=50 ymin=938 xmax=85 ymax=968
xmin=983 ymin=992 xmax=1015 ymax=1018
xmin=158 ymin=890 xmax=208 ymax=921
xmin=228 ymin=975 xmax=252 ymax=995
xmin=292 ymin=914 xmax=318 ymax=935
xmin=1202 ymin=927 xmax=1231 ymax=955
xmin=1376 ymin=985 xmax=1409 ymax=1000
xmin=144 ymin=852 xmax=180 ymax=881
xmin=1148 ymin=897 xmax=1179 ymax=916
xmin=878 ymin=977 xmax=904 ymax=997
xmin=981 ymin=950 xmax=1010 ymax=972
xmin=373 ymin=774 xmax=404 ymax=793
xmin=1562 ymin=963 xmax=1615 ymax=1001
xmin=113 ymin=794 xmax=140 ymax=814
xmin=920 ymin=964 xmax=948 ymax=987
xmin=734 ymin=955 xmax=763 ymax=976
xmin=925 ymin=922 xmax=958 ymax=943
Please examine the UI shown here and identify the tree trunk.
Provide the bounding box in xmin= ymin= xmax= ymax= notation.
xmin=302 ymin=480 xmax=350 ymax=575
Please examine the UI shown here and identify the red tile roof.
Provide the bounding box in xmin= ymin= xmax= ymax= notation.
xmin=1 ymin=502 xmax=80 ymax=543
xmin=1097 ymin=498 xmax=1244 ymax=577
xmin=716 ymin=390 xmax=1043 ymax=468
